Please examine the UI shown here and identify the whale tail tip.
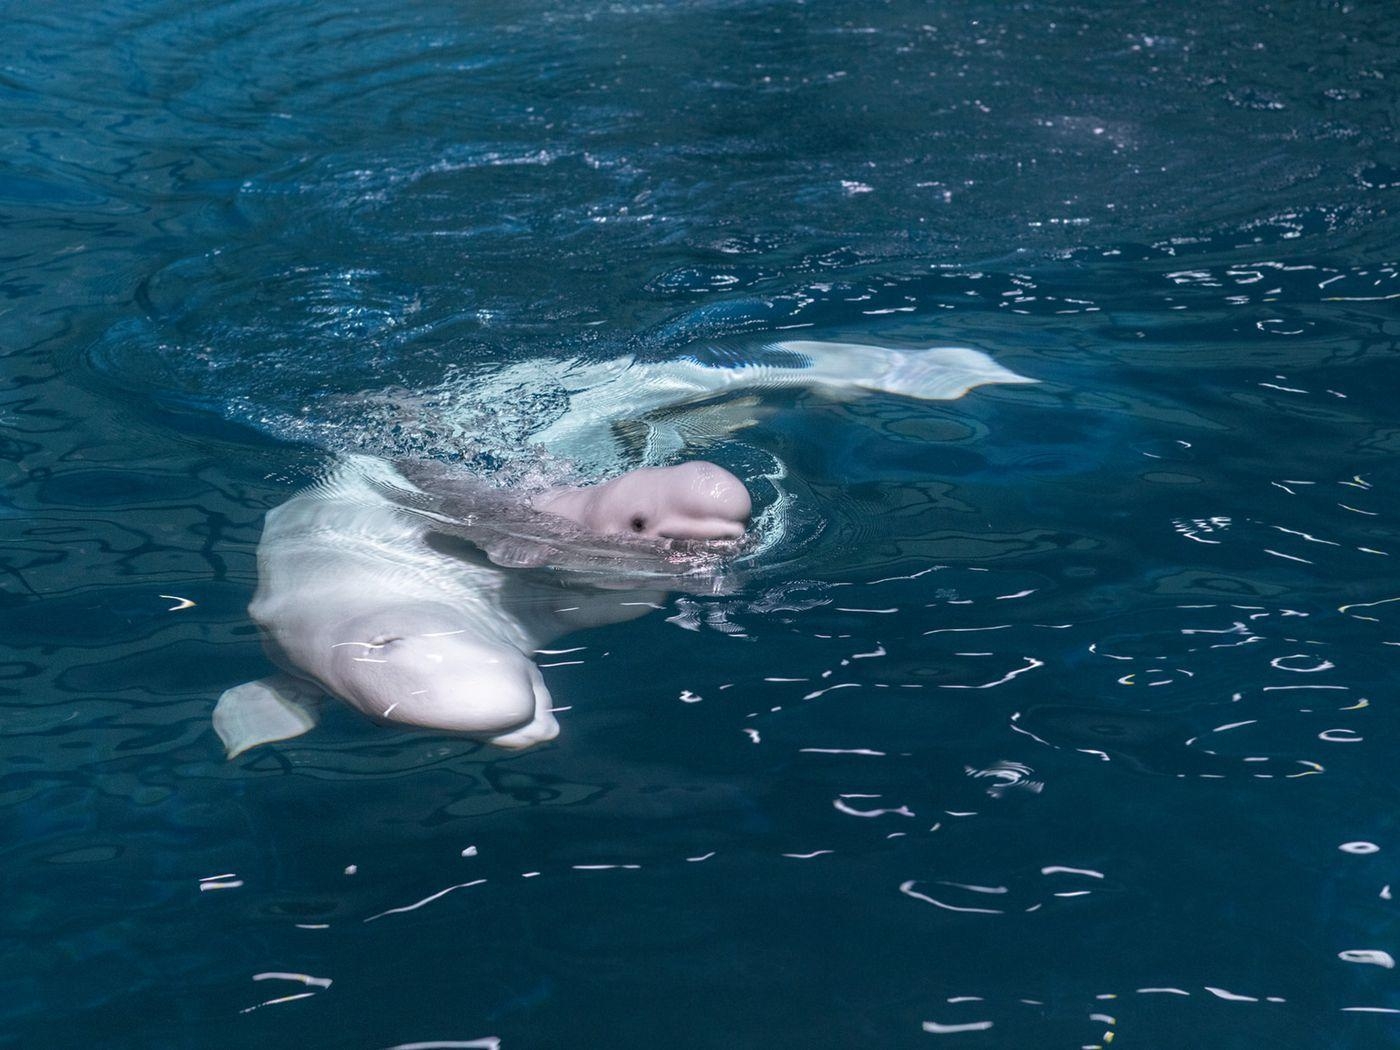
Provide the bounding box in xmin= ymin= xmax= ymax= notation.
xmin=867 ymin=345 xmax=1038 ymax=400
xmin=767 ymin=340 xmax=1036 ymax=401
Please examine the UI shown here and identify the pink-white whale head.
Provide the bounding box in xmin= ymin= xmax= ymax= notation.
xmin=533 ymin=460 xmax=752 ymax=541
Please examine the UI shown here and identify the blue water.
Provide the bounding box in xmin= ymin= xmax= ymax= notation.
xmin=4 ymin=1 xmax=1400 ymax=1046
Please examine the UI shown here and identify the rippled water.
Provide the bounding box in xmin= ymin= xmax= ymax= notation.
xmin=5 ymin=1 xmax=1400 ymax=1047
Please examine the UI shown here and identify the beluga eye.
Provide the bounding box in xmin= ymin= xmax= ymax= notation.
xmin=631 ymin=515 xmax=646 ymax=533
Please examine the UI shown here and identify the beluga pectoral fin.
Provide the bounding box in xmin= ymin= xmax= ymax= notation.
xmin=213 ymin=674 xmax=324 ymax=759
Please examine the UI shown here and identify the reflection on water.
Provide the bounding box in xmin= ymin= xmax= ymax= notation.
xmin=4 ymin=0 xmax=1400 ymax=1046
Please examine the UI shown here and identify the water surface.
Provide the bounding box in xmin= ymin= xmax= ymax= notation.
xmin=3 ymin=1 xmax=1399 ymax=1047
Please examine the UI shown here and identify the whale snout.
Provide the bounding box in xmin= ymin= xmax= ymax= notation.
xmin=658 ymin=460 xmax=752 ymax=540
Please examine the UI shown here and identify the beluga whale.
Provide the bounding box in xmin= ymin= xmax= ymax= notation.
xmin=214 ymin=339 xmax=1035 ymax=757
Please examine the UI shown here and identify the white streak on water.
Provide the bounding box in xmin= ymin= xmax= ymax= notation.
xmin=1090 ymin=643 xmax=1131 ymax=661
xmin=921 ymin=1020 xmax=993 ymax=1034
xmin=1269 ymin=526 xmax=1339 ymax=547
xmin=254 ymin=972 xmax=333 ymax=988
xmin=1204 ymin=987 xmax=1258 ymax=1002
xmin=803 ymin=683 xmax=861 ymax=700
xmin=936 ymin=881 xmax=1007 ymax=895
xmin=939 ymin=657 xmax=1044 ymax=690
xmin=1338 ymin=950 xmax=1394 ymax=968
xmin=363 ymin=879 xmax=487 ymax=922
xmin=1339 ymin=596 xmax=1400 ymax=613
xmin=834 ymin=798 xmax=914 ymax=818
xmin=1263 ymin=549 xmax=1312 ymax=564
xmin=240 ymin=992 xmax=315 ymax=1013
xmin=900 ymin=881 xmax=1003 ymax=914
xmin=867 ymin=567 xmax=941 ymax=584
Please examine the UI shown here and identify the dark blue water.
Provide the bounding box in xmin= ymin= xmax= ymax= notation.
xmin=4 ymin=1 xmax=1400 ymax=1046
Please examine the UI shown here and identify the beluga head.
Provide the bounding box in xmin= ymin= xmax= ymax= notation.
xmin=532 ymin=461 xmax=752 ymax=542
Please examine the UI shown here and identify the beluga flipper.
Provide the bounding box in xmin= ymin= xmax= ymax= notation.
xmin=213 ymin=674 xmax=324 ymax=758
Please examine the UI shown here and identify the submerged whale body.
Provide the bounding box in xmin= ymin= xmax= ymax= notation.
xmin=215 ymin=340 xmax=1036 ymax=756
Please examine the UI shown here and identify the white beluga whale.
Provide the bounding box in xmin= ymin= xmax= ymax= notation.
xmin=215 ymin=340 xmax=1034 ymax=757
xmin=214 ymin=456 xmax=752 ymax=756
